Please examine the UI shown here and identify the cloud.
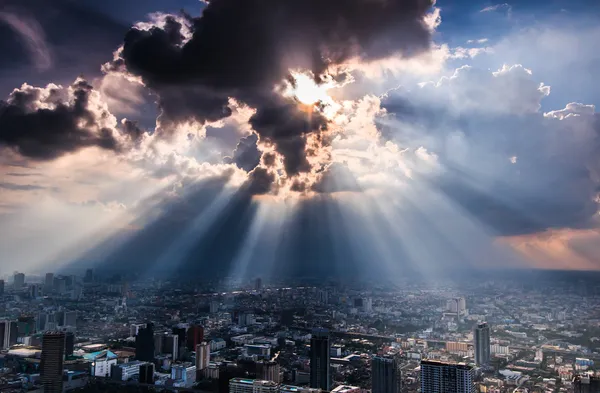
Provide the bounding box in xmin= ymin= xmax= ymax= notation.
xmin=0 ymin=182 xmax=45 ymax=191
xmin=0 ymin=78 xmax=139 ymax=160
xmin=104 ymin=0 xmax=438 ymax=193
xmin=381 ymin=64 xmax=600 ymax=235
xmin=467 ymin=38 xmax=489 ymax=44
xmin=480 ymin=3 xmax=512 ymax=14
xmin=0 ymin=10 xmax=51 ymax=71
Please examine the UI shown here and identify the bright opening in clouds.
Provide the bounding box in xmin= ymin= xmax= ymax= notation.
xmin=0 ymin=0 xmax=599 ymax=279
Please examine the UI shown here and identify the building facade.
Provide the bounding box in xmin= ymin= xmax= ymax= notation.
xmin=420 ymin=360 xmax=475 ymax=393
xmin=40 ymin=332 xmax=66 ymax=393
xmin=372 ymin=356 xmax=399 ymax=393
xmin=474 ymin=322 xmax=491 ymax=366
xmin=310 ymin=328 xmax=331 ymax=391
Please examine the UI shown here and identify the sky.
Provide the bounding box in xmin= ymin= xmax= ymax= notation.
xmin=0 ymin=0 xmax=599 ymax=281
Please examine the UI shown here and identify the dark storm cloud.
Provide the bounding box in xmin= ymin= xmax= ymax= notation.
xmin=0 ymin=79 xmax=122 ymax=160
xmin=109 ymin=0 xmax=435 ymax=189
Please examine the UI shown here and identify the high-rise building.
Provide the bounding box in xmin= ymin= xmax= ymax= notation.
xmin=65 ymin=332 xmax=75 ymax=357
xmin=474 ymin=322 xmax=491 ymax=366
xmin=37 ymin=312 xmax=48 ymax=332
xmin=40 ymin=332 xmax=66 ymax=393
xmin=187 ymin=325 xmax=204 ymax=350
xmin=135 ymin=323 xmax=155 ymax=361
xmin=172 ymin=326 xmax=187 ymax=354
xmin=255 ymin=278 xmax=262 ymax=291
xmin=171 ymin=364 xmax=197 ymax=387
xmin=372 ymin=356 xmax=400 ymax=393
xmin=573 ymin=375 xmax=600 ymax=393
xmin=196 ymin=342 xmax=211 ymax=371
xmin=55 ymin=278 xmax=67 ymax=294
xmin=64 ymin=311 xmax=77 ymax=327
xmin=0 ymin=279 xmax=4 ymax=295
xmin=17 ymin=316 xmax=36 ymax=336
xmin=163 ymin=334 xmax=179 ymax=360
xmin=130 ymin=323 xmax=146 ymax=337
xmin=139 ymin=363 xmax=155 ymax=384
xmin=13 ymin=272 xmax=25 ymax=289
xmin=257 ymin=360 xmax=281 ymax=383
xmin=420 ymin=360 xmax=475 ymax=393
xmin=84 ymin=269 xmax=94 ymax=283
xmin=0 ymin=320 xmax=18 ymax=349
xmin=310 ymin=328 xmax=330 ymax=391
xmin=45 ymin=273 xmax=54 ymax=293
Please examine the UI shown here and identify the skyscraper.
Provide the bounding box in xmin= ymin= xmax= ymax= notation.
xmin=474 ymin=322 xmax=491 ymax=366
xmin=45 ymin=273 xmax=54 ymax=293
xmin=420 ymin=360 xmax=475 ymax=393
xmin=258 ymin=360 xmax=281 ymax=383
xmin=372 ymin=356 xmax=399 ymax=393
xmin=310 ymin=328 xmax=330 ymax=391
xmin=40 ymin=332 xmax=66 ymax=393
xmin=163 ymin=334 xmax=179 ymax=360
xmin=135 ymin=323 xmax=155 ymax=361
xmin=140 ymin=363 xmax=155 ymax=384
xmin=65 ymin=332 xmax=75 ymax=357
xmin=13 ymin=272 xmax=25 ymax=289
xmin=0 ymin=279 xmax=4 ymax=295
xmin=84 ymin=268 xmax=94 ymax=283
xmin=0 ymin=320 xmax=18 ymax=349
xmin=195 ymin=341 xmax=210 ymax=371
xmin=187 ymin=325 xmax=204 ymax=350
xmin=255 ymin=278 xmax=262 ymax=291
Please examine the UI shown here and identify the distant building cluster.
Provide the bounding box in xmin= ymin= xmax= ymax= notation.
xmin=0 ymin=272 xmax=599 ymax=393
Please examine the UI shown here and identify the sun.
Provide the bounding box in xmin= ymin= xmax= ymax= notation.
xmin=286 ymin=71 xmax=334 ymax=105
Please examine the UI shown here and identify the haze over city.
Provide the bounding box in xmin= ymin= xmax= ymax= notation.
xmin=1 ymin=1 xmax=600 ymax=392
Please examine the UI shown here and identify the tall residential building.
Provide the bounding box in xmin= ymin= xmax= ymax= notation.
xmin=40 ymin=332 xmax=66 ymax=393
xmin=474 ymin=322 xmax=491 ymax=366
xmin=0 ymin=320 xmax=18 ymax=349
xmin=372 ymin=356 xmax=400 ymax=393
xmin=310 ymin=328 xmax=331 ymax=391
xmin=13 ymin=272 xmax=25 ymax=289
xmin=45 ymin=273 xmax=54 ymax=292
xmin=187 ymin=325 xmax=204 ymax=350
xmin=135 ymin=323 xmax=155 ymax=361
xmin=420 ymin=360 xmax=475 ymax=393
xmin=257 ymin=360 xmax=281 ymax=383
xmin=65 ymin=332 xmax=75 ymax=357
xmin=574 ymin=375 xmax=600 ymax=393
xmin=196 ymin=342 xmax=211 ymax=371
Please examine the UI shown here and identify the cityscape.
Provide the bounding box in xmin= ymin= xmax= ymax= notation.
xmin=1 ymin=270 xmax=600 ymax=392
xmin=1 ymin=0 xmax=600 ymax=392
